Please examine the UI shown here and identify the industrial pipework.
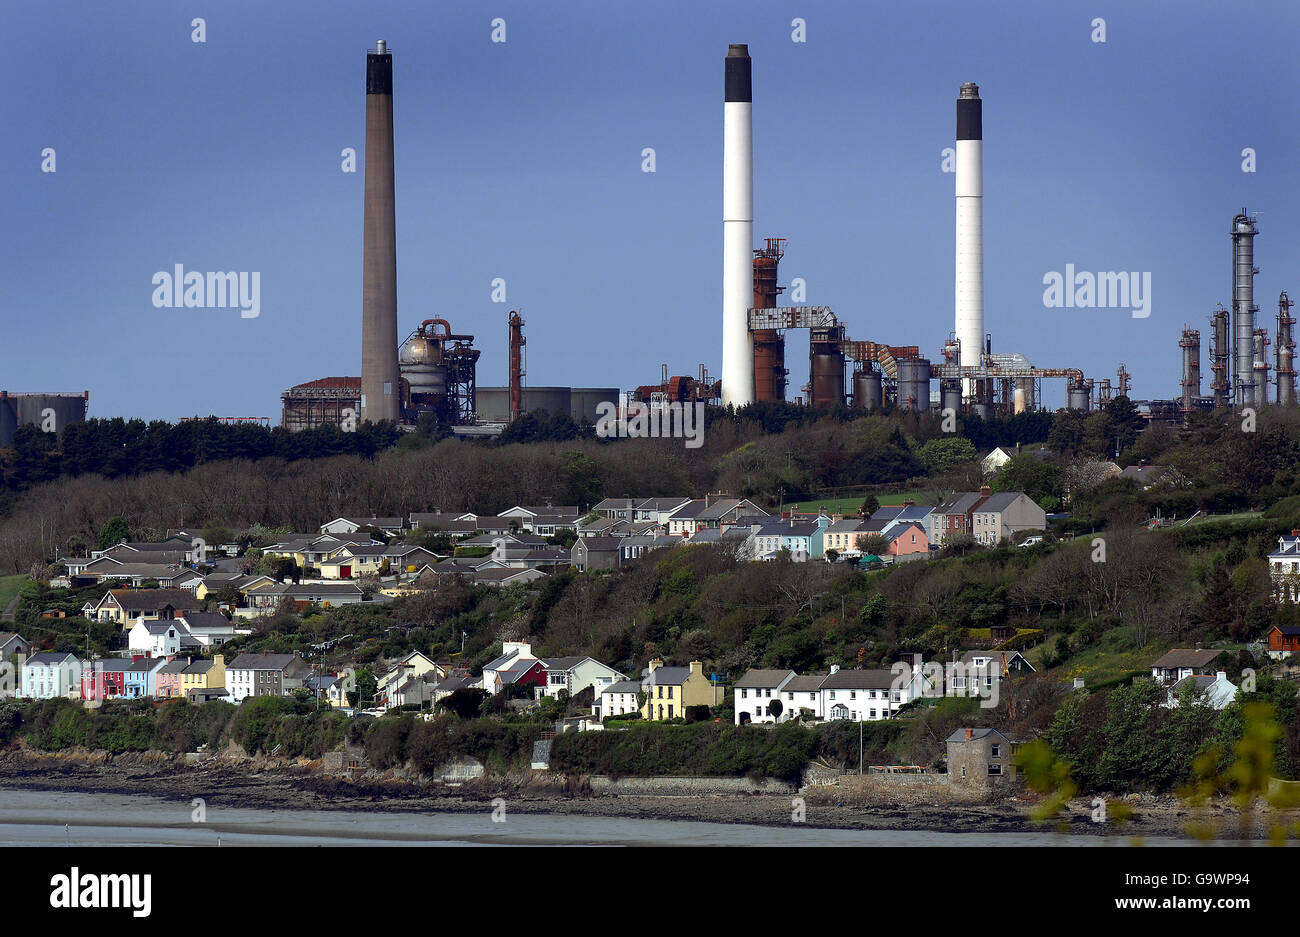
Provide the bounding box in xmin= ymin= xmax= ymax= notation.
xmin=398 ymin=318 xmax=479 ymax=426
xmin=1232 ymin=211 xmax=1259 ymax=408
xmin=1179 ymin=327 xmax=1201 ymax=416
xmin=508 ymin=311 xmax=526 ymax=423
xmin=1278 ymin=292 xmax=1296 ymax=407
xmin=752 ymin=238 xmax=787 ymax=402
xmin=1210 ymin=306 xmax=1230 ymax=407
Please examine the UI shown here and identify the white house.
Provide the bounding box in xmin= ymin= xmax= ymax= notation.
xmin=175 ymin=612 xmax=239 ymax=647
xmin=778 ymin=674 xmax=827 ymax=722
xmin=378 ymin=652 xmax=447 ymax=709
xmin=596 ymin=679 xmax=642 ymax=719
xmin=817 ymin=663 xmax=931 ymax=722
xmin=1164 ymin=671 xmax=1238 ymax=710
xmin=21 ymin=652 xmax=83 ymax=700
xmin=128 ymin=618 xmax=198 ymax=657
xmin=981 ymin=447 xmax=1014 ymax=477
xmin=538 ymin=656 xmax=627 ymax=699
xmin=481 ymin=641 xmax=540 ymax=696
xmin=1268 ymin=532 xmax=1300 ymax=601
xmin=733 ymin=669 xmax=796 ymax=724
xmin=1150 ymin=649 xmax=1221 ymax=685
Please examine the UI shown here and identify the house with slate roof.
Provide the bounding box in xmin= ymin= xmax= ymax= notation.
xmin=641 ymin=658 xmax=714 ymax=720
xmin=1268 ymin=531 xmax=1300 ymax=602
xmin=947 ymin=727 xmax=1018 ymax=787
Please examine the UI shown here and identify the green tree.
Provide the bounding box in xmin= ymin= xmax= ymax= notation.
xmin=917 ymin=437 xmax=978 ymax=475
xmin=348 ymin=667 xmax=377 ymax=708
xmin=97 ymin=516 xmax=130 ymax=551
xmin=858 ymin=494 xmax=880 ymax=517
xmin=857 ymin=533 xmax=890 ymax=556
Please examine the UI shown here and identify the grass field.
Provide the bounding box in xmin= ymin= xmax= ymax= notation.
xmin=0 ymin=574 xmax=26 ymax=620
xmin=789 ymin=490 xmax=947 ymax=515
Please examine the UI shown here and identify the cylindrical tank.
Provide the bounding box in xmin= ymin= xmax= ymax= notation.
xmin=912 ymin=358 xmax=932 ymax=411
xmin=1013 ymin=386 xmax=1026 ymax=414
xmin=853 ymin=369 xmax=882 ymax=410
xmin=809 ymin=326 xmax=845 ymax=408
xmin=940 ymin=380 xmax=961 ymax=415
xmin=1067 ymin=380 xmax=1090 ymax=411
xmin=972 ymin=402 xmax=989 ymax=420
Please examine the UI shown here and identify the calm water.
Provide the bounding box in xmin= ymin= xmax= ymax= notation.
xmin=0 ymin=788 xmax=1220 ymax=846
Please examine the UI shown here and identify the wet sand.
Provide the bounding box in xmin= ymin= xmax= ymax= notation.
xmin=0 ymin=750 xmax=1278 ymax=841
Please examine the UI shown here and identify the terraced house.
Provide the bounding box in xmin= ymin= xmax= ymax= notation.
xmin=641 ymin=659 xmax=714 ymax=720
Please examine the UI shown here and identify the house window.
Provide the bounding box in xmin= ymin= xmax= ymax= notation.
xmin=991 ymin=744 xmax=1000 ymax=757
xmin=988 ymin=764 xmax=1002 ymax=776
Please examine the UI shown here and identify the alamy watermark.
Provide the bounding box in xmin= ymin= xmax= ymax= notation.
xmin=891 ymin=654 xmax=1001 ymax=709
xmin=152 ymin=265 xmax=260 ymax=319
xmin=1043 ymin=265 xmax=1150 ymax=319
xmin=595 ymin=401 xmax=704 ymax=449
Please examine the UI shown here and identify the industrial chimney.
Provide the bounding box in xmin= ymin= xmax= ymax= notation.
xmin=361 ymin=40 xmax=401 ymax=424
xmin=721 ymin=44 xmax=754 ymax=408
xmin=1231 ymin=211 xmax=1258 ymax=409
xmin=1277 ymin=292 xmax=1296 ymax=407
xmin=955 ymin=82 xmax=983 ymax=403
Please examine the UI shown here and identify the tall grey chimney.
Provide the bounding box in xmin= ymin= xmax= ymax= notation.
xmin=361 ymin=40 xmax=400 ymax=424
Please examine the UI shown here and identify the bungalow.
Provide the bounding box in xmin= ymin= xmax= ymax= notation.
xmin=1150 ymin=648 xmax=1223 ymax=686
xmin=20 ymin=652 xmax=83 ymax=700
xmin=242 ymin=581 xmax=365 ymax=612
xmin=980 ymin=447 xmax=1015 ymax=477
xmin=384 ymin=544 xmax=440 ymax=573
xmin=642 ymin=659 xmax=714 ymax=721
xmin=0 ymin=632 xmax=32 ymax=660
xmin=472 ymin=567 xmax=549 ymax=588
xmin=318 ymin=544 xmax=387 ymax=579
xmin=226 ymin=653 xmax=312 ymax=702
xmin=1165 ymin=671 xmax=1238 ymax=710
xmin=408 ymin=513 xmax=479 ymax=538
xmin=733 ymin=669 xmax=796 ymax=724
xmin=319 ymin=516 xmax=405 ymax=536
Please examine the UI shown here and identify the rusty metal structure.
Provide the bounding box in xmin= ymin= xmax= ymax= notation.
xmin=281 ymin=377 xmax=362 ymax=431
xmin=508 ymin=310 xmax=526 ymax=423
xmin=751 ymin=239 xmax=787 ymax=402
xmin=1254 ymin=328 xmax=1271 ymax=405
xmin=1115 ymin=363 xmax=1131 ymax=398
xmin=1277 ymin=292 xmax=1296 ymax=407
xmin=398 ymin=318 xmax=480 ymax=426
xmin=630 ymin=364 xmax=720 ymax=405
xmin=1179 ymin=327 xmax=1201 ymax=416
xmin=1210 ymin=305 xmax=1231 ymax=407
xmin=808 ymin=324 xmax=847 ymax=408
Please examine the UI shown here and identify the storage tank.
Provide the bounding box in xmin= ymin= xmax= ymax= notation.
xmin=853 ymin=369 xmax=882 ymax=410
xmin=940 ymin=380 xmax=961 ymax=415
xmin=808 ymin=326 xmax=845 ymax=408
xmin=1067 ymin=379 xmax=1090 ymax=411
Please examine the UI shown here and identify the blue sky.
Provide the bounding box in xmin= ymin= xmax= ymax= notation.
xmin=3 ymin=0 xmax=1298 ymax=419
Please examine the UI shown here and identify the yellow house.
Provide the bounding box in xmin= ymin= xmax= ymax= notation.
xmin=181 ymin=654 xmax=226 ymax=696
xmin=641 ymin=659 xmax=714 ymax=721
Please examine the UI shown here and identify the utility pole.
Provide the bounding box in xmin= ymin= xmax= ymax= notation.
xmin=858 ymin=721 xmax=863 ymax=775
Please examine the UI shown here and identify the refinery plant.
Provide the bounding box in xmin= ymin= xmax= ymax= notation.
xmin=276 ymin=41 xmax=1298 ymax=437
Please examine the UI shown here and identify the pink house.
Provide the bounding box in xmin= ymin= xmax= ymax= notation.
xmin=155 ymin=658 xmax=189 ymax=698
xmin=885 ymin=522 xmax=929 ymax=556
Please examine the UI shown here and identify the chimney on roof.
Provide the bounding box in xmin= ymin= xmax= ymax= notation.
xmin=979 ymin=485 xmax=991 ymax=497
xmin=689 ymin=661 xmax=702 ymax=675
xmin=648 ymin=658 xmax=663 ymax=673
xmin=1015 ymin=442 xmax=1021 ymax=454
xmin=903 ymin=498 xmax=915 ymax=507
xmin=829 ymin=664 xmax=840 ymax=675
xmin=964 ymin=728 xmax=973 ymax=741
xmin=1216 ymin=671 xmax=1227 ymax=681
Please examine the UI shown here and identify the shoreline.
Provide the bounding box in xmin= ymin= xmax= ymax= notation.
xmin=0 ymin=750 xmax=1273 ymax=841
